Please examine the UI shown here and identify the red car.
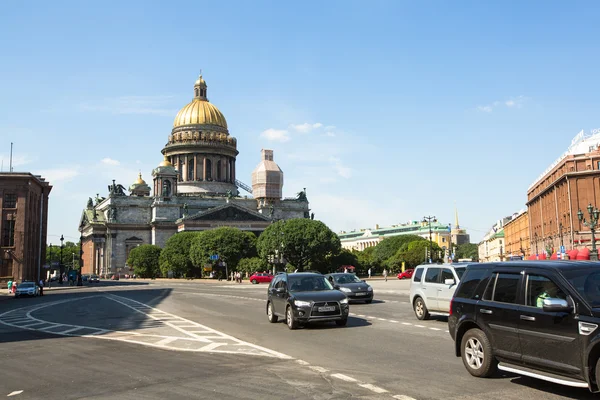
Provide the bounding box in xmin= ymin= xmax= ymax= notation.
xmin=397 ymin=269 xmax=414 ymax=280
xmin=249 ymin=273 xmax=274 ymax=284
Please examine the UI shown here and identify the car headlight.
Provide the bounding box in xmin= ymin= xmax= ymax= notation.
xmin=294 ymin=300 xmax=311 ymax=307
xmin=340 ymin=298 xmax=349 ymax=304
xmin=340 ymin=287 xmax=352 ymax=293
xmin=367 ymin=286 xmax=373 ymax=291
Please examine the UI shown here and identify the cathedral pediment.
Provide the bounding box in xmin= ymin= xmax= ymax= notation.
xmin=183 ymin=203 xmax=271 ymax=222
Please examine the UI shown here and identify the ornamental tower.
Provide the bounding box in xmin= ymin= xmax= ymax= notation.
xmin=162 ymin=74 xmax=238 ymax=195
xmin=251 ymin=149 xmax=283 ymax=206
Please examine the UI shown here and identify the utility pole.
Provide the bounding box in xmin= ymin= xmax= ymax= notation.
xmin=422 ymin=216 xmax=436 ymax=264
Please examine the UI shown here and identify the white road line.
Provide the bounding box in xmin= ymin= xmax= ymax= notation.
xmin=295 ymin=360 xmax=310 ymax=365
xmin=38 ymin=324 xmax=63 ymax=331
xmin=155 ymin=337 xmax=179 ymax=346
xmin=60 ymin=327 xmax=84 ymax=334
xmin=389 ymin=320 xmax=399 ymax=323
xmin=359 ymin=383 xmax=388 ymax=393
xmin=377 ymin=318 xmax=387 ymax=321
xmin=429 ymin=327 xmax=441 ymax=331
xmin=393 ymin=395 xmax=417 ymax=400
xmin=199 ymin=342 xmax=226 ymax=351
xmin=309 ymin=366 xmax=329 ymax=373
xmin=414 ymin=324 xmax=425 ymax=328
xmin=7 ymin=390 xmax=24 ymax=397
xmin=402 ymin=322 xmax=412 ymax=326
xmin=330 ymin=373 xmax=358 ymax=382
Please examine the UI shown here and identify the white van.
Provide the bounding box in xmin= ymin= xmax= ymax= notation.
xmin=409 ymin=263 xmax=469 ymax=320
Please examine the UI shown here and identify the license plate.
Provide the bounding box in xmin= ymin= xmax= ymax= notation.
xmin=318 ymin=306 xmax=335 ymax=312
xmin=355 ymin=292 xmax=366 ymax=296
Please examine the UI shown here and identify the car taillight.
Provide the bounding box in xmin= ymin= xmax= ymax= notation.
xmin=449 ymin=297 xmax=453 ymax=315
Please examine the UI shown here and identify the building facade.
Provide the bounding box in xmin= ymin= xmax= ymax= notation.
xmin=79 ymin=75 xmax=310 ymax=277
xmin=339 ymin=220 xmax=453 ymax=252
xmin=503 ymin=210 xmax=530 ymax=259
xmin=527 ymin=129 xmax=600 ymax=255
xmin=450 ymin=208 xmax=470 ymax=246
xmin=0 ymin=173 xmax=52 ymax=282
xmin=478 ymin=217 xmax=511 ymax=262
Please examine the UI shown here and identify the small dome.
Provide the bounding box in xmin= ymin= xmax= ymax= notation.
xmin=135 ymin=172 xmax=146 ymax=185
xmin=159 ymin=155 xmax=173 ymax=167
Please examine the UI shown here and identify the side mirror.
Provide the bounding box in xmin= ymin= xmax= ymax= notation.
xmin=334 ymin=285 xmax=340 ymax=290
xmin=444 ymin=278 xmax=456 ymax=286
xmin=276 ymin=287 xmax=286 ymax=293
xmin=543 ymin=298 xmax=573 ymax=313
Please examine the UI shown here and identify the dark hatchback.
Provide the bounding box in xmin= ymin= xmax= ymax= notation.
xmin=267 ymin=272 xmax=349 ymax=330
xmin=449 ymin=261 xmax=600 ymax=392
xmin=324 ymin=273 xmax=373 ymax=303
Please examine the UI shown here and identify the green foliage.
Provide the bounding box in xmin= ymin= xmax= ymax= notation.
xmin=127 ymin=244 xmax=162 ymax=278
xmin=189 ymin=227 xmax=256 ymax=271
xmin=256 ymin=219 xmax=341 ymax=272
xmin=237 ymin=257 xmax=267 ymax=274
xmin=372 ymin=235 xmax=426 ymax=266
xmin=329 ymin=249 xmax=359 ymax=274
xmin=46 ymin=241 xmax=81 ymax=270
xmin=455 ymin=243 xmax=479 ymax=261
xmin=389 ymin=240 xmax=444 ymax=270
xmin=159 ymin=232 xmax=201 ymax=277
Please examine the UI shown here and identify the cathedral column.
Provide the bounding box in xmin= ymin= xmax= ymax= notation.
xmin=222 ymin=157 xmax=227 ymax=182
xmin=232 ymin=160 xmax=236 ymax=182
xmin=182 ymin=155 xmax=188 ymax=181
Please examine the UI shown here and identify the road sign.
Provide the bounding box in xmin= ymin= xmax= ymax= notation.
xmin=560 ymin=246 xmax=566 ymax=253
xmin=210 ymin=255 xmax=219 ymax=261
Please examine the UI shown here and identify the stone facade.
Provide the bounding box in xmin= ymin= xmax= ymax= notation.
xmin=503 ymin=210 xmax=530 ymax=259
xmin=79 ymin=75 xmax=310 ymax=277
xmin=0 ymin=172 xmax=52 ymax=282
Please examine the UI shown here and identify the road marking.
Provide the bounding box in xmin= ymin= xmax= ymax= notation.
xmin=402 ymin=322 xmax=412 ymax=326
xmin=429 ymin=327 xmax=441 ymax=331
xmin=389 ymin=320 xmax=399 ymax=323
xmin=393 ymin=395 xmax=417 ymax=400
xmin=414 ymin=324 xmax=425 ymax=328
xmin=155 ymin=337 xmax=178 ymax=346
xmin=7 ymin=391 xmax=23 ymax=397
xmin=295 ymin=360 xmax=310 ymax=365
xmin=358 ymin=383 xmax=388 ymax=393
xmin=309 ymin=366 xmax=329 ymax=373
xmin=330 ymin=373 xmax=358 ymax=382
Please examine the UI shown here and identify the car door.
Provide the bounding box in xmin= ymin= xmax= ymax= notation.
xmin=437 ymin=268 xmax=457 ymax=313
xmin=518 ymin=272 xmax=583 ymax=377
xmin=423 ymin=267 xmax=442 ymax=311
xmin=269 ymin=276 xmax=281 ymax=314
xmin=272 ymin=275 xmax=288 ymax=315
xmin=476 ymin=271 xmax=523 ymax=362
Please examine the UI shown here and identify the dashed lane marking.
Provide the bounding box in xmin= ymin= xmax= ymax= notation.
xmin=393 ymin=395 xmax=417 ymax=400
xmin=359 ymin=383 xmax=388 ymax=393
xmin=309 ymin=366 xmax=329 ymax=373
xmin=331 ymin=373 xmax=358 ymax=382
xmin=7 ymin=390 xmax=23 ymax=397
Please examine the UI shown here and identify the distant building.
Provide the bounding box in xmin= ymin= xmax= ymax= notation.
xmin=339 ymin=220 xmax=452 ymax=252
xmin=478 ymin=217 xmax=511 ymax=262
xmin=527 ymin=129 xmax=600 ymax=255
xmin=450 ymin=207 xmax=470 ymax=246
xmin=503 ymin=210 xmax=529 ymax=259
xmin=0 ymin=172 xmax=52 ymax=283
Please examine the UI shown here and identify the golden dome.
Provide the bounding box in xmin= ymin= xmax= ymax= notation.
xmin=135 ymin=172 xmax=146 ymax=185
xmin=173 ymin=99 xmax=228 ymax=129
xmin=159 ymin=155 xmax=173 ymax=167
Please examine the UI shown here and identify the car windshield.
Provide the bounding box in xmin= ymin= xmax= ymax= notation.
xmin=562 ymin=268 xmax=600 ymax=307
xmin=288 ymin=275 xmax=333 ymax=292
xmin=91 ymin=275 xmax=98 ymax=278
xmin=19 ymin=282 xmax=34 ymax=288
xmin=454 ymin=267 xmax=466 ymax=280
xmin=334 ymin=274 xmax=361 ymax=284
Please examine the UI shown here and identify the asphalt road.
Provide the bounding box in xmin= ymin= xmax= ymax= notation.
xmin=0 ymin=279 xmax=595 ymax=399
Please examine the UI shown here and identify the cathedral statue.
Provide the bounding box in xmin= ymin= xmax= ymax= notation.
xmin=87 ymin=197 xmax=94 ymax=209
xmin=108 ymin=207 xmax=117 ymax=222
xmin=269 ymin=203 xmax=275 ymax=218
xmin=108 ymin=180 xmax=126 ymax=196
xmin=182 ymin=203 xmax=189 ymax=218
xmin=296 ymin=188 xmax=307 ymax=202
xmin=226 ymin=190 xmax=234 ymax=200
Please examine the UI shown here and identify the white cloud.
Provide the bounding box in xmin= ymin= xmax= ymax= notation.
xmin=79 ymin=95 xmax=177 ymax=116
xmin=289 ymin=122 xmax=323 ymax=133
xmin=0 ymin=154 xmax=33 ymax=170
xmin=324 ymin=125 xmax=336 ymax=131
xmin=330 ymin=157 xmax=352 ymax=179
xmin=476 ymin=95 xmax=528 ymax=113
xmin=101 ymin=158 xmax=120 ymax=166
xmin=38 ymin=167 xmax=80 ymax=183
xmin=260 ymin=128 xmax=290 ymax=142
xmin=326 ymin=131 xmax=336 ymax=137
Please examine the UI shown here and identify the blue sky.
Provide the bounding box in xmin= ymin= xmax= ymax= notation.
xmin=1 ymin=1 xmax=599 ymax=244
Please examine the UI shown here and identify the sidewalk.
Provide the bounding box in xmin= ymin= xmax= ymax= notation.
xmin=0 ymin=283 xmax=87 ymax=301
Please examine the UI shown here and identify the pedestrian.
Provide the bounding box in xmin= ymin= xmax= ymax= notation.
xmin=11 ymin=282 xmax=17 ymax=294
xmin=383 ymin=268 xmax=388 ymax=282
xmin=38 ymin=279 xmax=44 ymax=296
xmin=368 ymin=268 xmax=372 ymax=279
xmin=344 ymin=267 xmax=347 ymax=273
xmin=237 ymin=271 xmax=242 ymax=283
xmin=7 ymin=279 xmax=13 ymax=294
xmin=230 ymin=271 xmax=234 ymax=282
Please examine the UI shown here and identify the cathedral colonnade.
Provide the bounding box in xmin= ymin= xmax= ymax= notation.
xmin=169 ymin=154 xmax=236 ymax=183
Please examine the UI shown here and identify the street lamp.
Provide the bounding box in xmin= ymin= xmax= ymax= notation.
xmin=422 ymin=216 xmax=436 ymax=264
xmin=534 ymin=232 xmax=539 ymax=259
xmin=77 ymin=235 xmax=83 ymax=286
xmin=578 ymin=203 xmax=600 ymax=261
xmin=59 ymin=234 xmax=64 ymax=284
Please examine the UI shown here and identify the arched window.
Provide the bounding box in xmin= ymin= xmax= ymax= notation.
xmin=195 ymin=88 xmax=199 ymax=97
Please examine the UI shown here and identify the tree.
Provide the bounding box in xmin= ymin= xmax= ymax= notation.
xmin=159 ymin=232 xmax=200 ymax=277
xmin=455 ymin=243 xmax=479 ymax=261
xmin=389 ymin=240 xmax=444 ymax=270
xmin=372 ymin=235 xmax=426 ymax=267
xmin=329 ymin=249 xmax=359 ymax=273
xmin=237 ymin=257 xmax=267 ymax=274
xmin=189 ymin=227 xmax=256 ymax=272
xmin=256 ymin=219 xmax=341 ymax=272
xmin=127 ymin=244 xmax=162 ymax=278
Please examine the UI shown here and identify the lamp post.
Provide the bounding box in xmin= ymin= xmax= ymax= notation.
xmin=77 ymin=235 xmax=83 ymax=286
xmin=559 ymin=222 xmax=565 ymax=259
xmin=534 ymin=232 xmax=539 ymax=259
xmin=422 ymin=216 xmax=436 ymax=264
xmin=59 ymin=234 xmax=64 ymax=284
xmin=578 ymin=203 xmax=600 ymax=261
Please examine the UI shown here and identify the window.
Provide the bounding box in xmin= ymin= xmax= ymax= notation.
xmin=1 ymin=219 xmax=15 ymax=246
xmin=487 ymin=273 xmax=520 ymax=304
xmin=455 ymin=268 xmax=489 ymax=299
xmin=3 ymin=194 xmax=16 ymax=209
xmin=441 ymin=268 xmax=454 ymax=283
xmin=413 ymin=267 xmax=424 ymax=283
xmin=526 ymin=275 xmax=566 ymax=308
xmin=425 ymin=267 xmax=441 ymax=283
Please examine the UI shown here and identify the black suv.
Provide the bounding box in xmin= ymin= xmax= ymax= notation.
xmin=266 ymin=272 xmax=349 ymax=330
xmin=449 ymin=261 xmax=600 ymax=392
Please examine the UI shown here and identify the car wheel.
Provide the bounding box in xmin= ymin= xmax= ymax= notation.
xmin=286 ymin=306 xmax=298 ymax=330
xmin=461 ymin=328 xmax=497 ymax=378
xmin=335 ymin=318 xmax=348 ymax=327
xmin=414 ymin=297 xmax=430 ymax=320
xmin=267 ymin=302 xmax=278 ymax=323
xmin=251 ymin=279 xmax=257 ymax=284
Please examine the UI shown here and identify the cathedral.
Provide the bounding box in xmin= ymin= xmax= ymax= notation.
xmin=78 ymin=74 xmax=310 ymax=277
